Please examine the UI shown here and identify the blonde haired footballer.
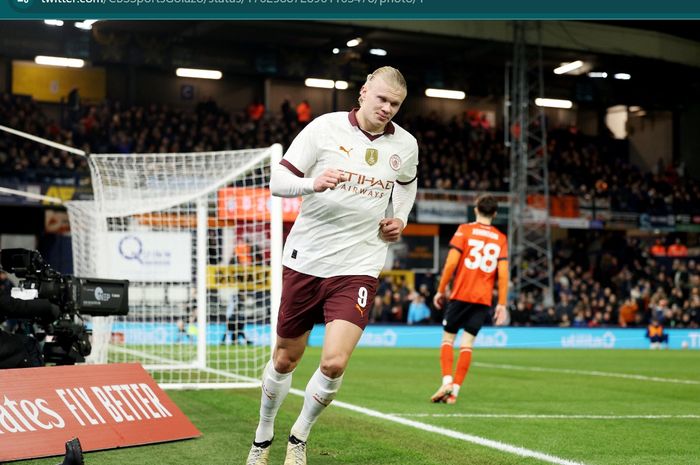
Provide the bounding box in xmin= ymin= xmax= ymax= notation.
xmin=246 ymin=66 xmax=418 ymax=465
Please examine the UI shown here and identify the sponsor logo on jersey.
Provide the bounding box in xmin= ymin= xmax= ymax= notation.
xmin=338 ymin=170 xmax=394 ymax=190
xmin=339 ymin=145 xmax=353 ymax=156
xmin=365 ymin=148 xmax=379 ymax=166
xmin=389 ymin=154 xmax=402 ymax=171
xmin=336 ymin=170 xmax=395 ymax=199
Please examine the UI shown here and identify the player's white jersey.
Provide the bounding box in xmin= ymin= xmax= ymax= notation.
xmin=281 ymin=110 xmax=418 ymax=278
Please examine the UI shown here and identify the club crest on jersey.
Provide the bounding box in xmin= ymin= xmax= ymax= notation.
xmin=389 ymin=154 xmax=402 ymax=171
xmin=365 ymin=148 xmax=378 ymax=166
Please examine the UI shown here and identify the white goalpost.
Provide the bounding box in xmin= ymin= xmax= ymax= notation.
xmin=66 ymin=145 xmax=283 ymax=389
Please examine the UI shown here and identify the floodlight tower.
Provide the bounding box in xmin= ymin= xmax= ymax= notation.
xmin=505 ymin=22 xmax=555 ymax=307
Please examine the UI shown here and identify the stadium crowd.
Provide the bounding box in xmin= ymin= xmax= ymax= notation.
xmin=2 ymin=91 xmax=698 ymax=217
xmin=408 ymin=111 xmax=700 ymax=215
xmin=512 ymin=234 xmax=700 ymax=329
xmin=1 ymin=93 xmax=699 ymax=329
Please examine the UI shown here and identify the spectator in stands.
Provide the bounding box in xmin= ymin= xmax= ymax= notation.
xmin=555 ymin=292 xmax=574 ymax=320
xmin=618 ymin=297 xmax=639 ymax=327
xmin=247 ymin=97 xmax=265 ymax=122
xmin=509 ymin=299 xmax=530 ymax=326
xmin=378 ymin=289 xmax=396 ymax=322
xmin=393 ymin=291 xmax=407 ymax=322
xmin=407 ymin=293 xmax=431 ymax=325
xmin=667 ymin=238 xmax=688 ymax=257
xmin=230 ymin=238 xmax=253 ymax=266
xmin=650 ymin=238 xmax=667 ymax=257
xmin=687 ymin=292 xmax=700 ymax=327
xmin=558 ymin=313 xmax=572 ymax=327
xmin=653 ymin=298 xmax=671 ymax=323
xmin=572 ymin=308 xmax=587 ymax=327
xmin=295 ymin=100 xmax=312 ymax=127
xmin=369 ymin=295 xmax=383 ymax=323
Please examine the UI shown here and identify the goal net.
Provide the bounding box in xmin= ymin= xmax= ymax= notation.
xmin=66 ymin=145 xmax=282 ymax=389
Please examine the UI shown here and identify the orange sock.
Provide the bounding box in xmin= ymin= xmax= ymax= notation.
xmin=454 ymin=347 xmax=473 ymax=387
xmin=440 ymin=342 xmax=453 ymax=378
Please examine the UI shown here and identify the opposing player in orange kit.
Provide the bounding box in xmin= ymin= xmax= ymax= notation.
xmin=431 ymin=194 xmax=510 ymax=404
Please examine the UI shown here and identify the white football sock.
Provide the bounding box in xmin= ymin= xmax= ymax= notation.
xmin=254 ymin=360 xmax=293 ymax=443
xmin=289 ymin=368 xmax=343 ymax=442
xmin=452 ymin=384 xmax=461 ymax=397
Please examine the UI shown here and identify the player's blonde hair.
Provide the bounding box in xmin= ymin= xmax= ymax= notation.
xmin=358 ymin=66 xmax=407 ymax=105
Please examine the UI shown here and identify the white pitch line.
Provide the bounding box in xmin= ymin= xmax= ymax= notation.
xmin=474 ymin=362 xmax=700 ymax=385
xmin=392 ymin=413 xmax=700 ymax=420
xmin=124 ymin=354 xmax=587 ymax=463
xmin=289 ymin=388 xmax=588 ymax=465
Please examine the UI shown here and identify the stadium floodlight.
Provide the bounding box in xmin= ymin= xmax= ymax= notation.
xmin=346 ymin=38 xmax=362 ymax=47
xmin=332 ymin=48 xmax=340 ymax=54
xmin=369 ymin=48 xmax=387 ymax=56
xmin=535 ymin=98 xmax=573 ymax=109
xmin=554 ymin=60 xmax=584 ymax=75
xmin=334 ymin=81 xmax=349 ymax=90
xmin=176 ymin=68 xmax=223 ymax=80
xmin=425 ymin=88 xmax=466 ymax=100
xmin=44 ymin=20 xmax=64 ymax=26
xmin=614 ymin=73 xmax=631 ymax=80
xmin=74 ymin=20 xmax=98 ymax=30
xmin=35 ymin=55 xmax=85 ymax=68
xmin=305 ymin=78 xmax=335 ymax=89
xmin=628 ymin=106 xmax=642 ymax=112
xmin=588 ymin=71 xmax=608 ymax=78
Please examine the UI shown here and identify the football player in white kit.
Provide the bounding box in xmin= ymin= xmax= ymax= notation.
xmin=246 ymin=66 xmax=418 ymax=465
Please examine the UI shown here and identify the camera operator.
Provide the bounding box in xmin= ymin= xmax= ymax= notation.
xmin=0 ymin=293 xmax=59 ymax=368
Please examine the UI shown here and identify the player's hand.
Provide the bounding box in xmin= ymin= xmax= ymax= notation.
xmin=494 ymin=304 xmax=509 ymax=326
xmin=313 ymin=168 xmax=347 ymax=192
xmin=379 ymin=218 xmax=404 ymax=242
xmin=433 ymin=291 xmax=446 ymax=310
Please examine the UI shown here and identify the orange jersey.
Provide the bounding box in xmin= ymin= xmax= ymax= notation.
xmin=647 ymin=324 xmax=664 ymax=338
xmin=448 ymin=222 xmax=508 ymax=305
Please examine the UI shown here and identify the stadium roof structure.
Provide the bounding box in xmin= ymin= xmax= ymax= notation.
xmin=1 ymin=20 xmax=699 ymax=109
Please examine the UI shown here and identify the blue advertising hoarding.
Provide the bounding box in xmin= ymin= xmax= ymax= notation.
xmin=109 ymin=323 xmax=700 ymax=350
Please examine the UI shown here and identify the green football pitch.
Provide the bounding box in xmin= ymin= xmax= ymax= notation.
xmin=15 ymin=348 xmax=700 ymax=465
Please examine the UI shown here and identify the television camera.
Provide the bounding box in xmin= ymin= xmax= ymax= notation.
xmin=0 ymin=248 xmax=129 ymax=366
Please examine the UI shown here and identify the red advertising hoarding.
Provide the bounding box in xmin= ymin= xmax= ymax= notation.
xmin=0 ymin=363 xmax=200 ymax=462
